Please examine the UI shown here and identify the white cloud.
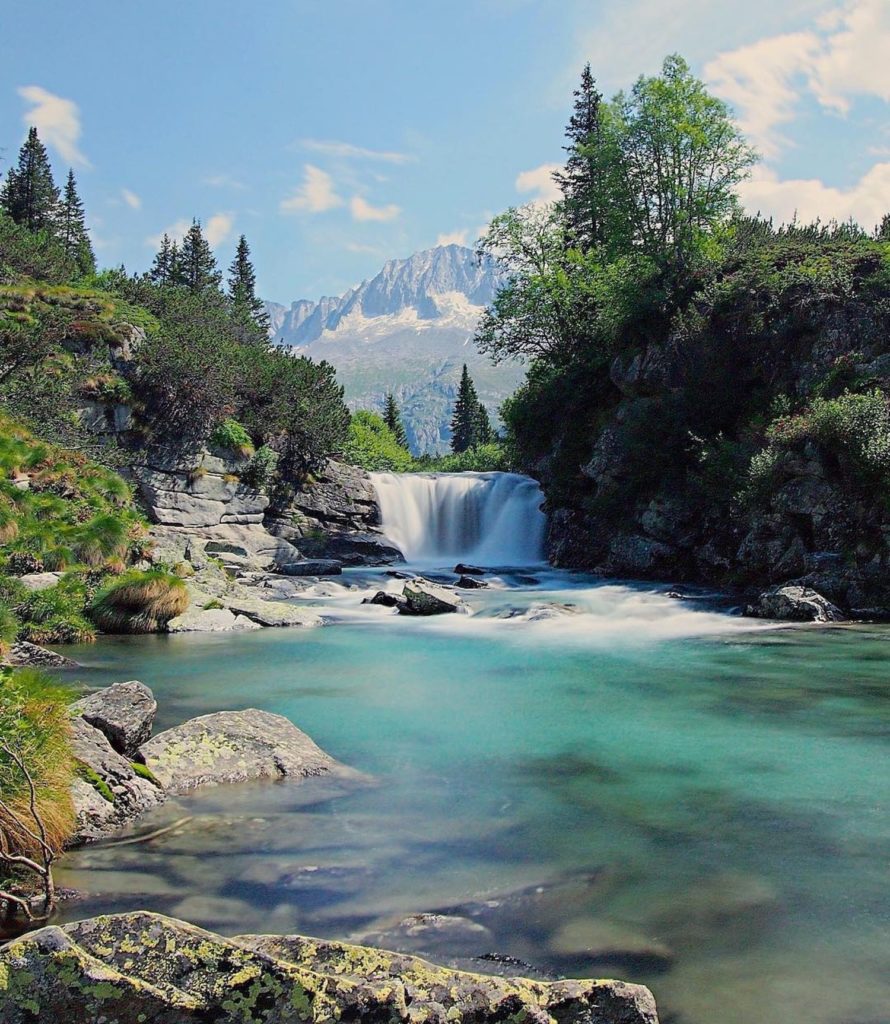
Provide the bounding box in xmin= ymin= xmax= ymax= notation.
xmin=436 ymin=230 xmax=469 ymax=246
xmin=345 ymin=241 xmax=386 ymax=255
xmin=350 ymin=195 xmax=401 ymax=222
xmin=807 ymin=0 xmax=890 ymax=112
xmin=739 ymin=161 xmax=890 ymax=229
xmin=302 ymin=139 xmax=413 ymax=164
xmin=17 ymin=85 xmax=89 ymax=167
xmin=145 ymin=219 xmax=190 ymax=249
xmin=205 ymin=211 xmax=234 ymax=247
xmin=280 ymin=165 xmax=343 ymax=214
xmin=121 ymin=188 xmax=141 ymax=210
xmin=203 ymin=174 xmax=247 ymax=190
xmin=515 ymin=163 xmax=562 ymax=205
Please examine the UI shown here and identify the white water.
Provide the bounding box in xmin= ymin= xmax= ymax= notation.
xmin=370 ymin=471 xmax=547 ymax=565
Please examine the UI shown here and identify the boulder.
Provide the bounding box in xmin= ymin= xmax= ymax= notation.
xmin=400 ymin=580 xmax=466 ymax=616
xmin=166 ymin=607 xmax=261 ymax=632
xmin=2 ymin=641 xmax=78 ymax=669
xmin=69 ymin=717 xmax=165 ymax=844
xmin=454 ymin=563 xmax=485 ymax=575
xmin=0 ymin=911 xmax=659 ymax=1024
xmin=70 ymin=680 xmax=157 ymax=757
xmin=276 ymin=558 xmax=343 ymax=576
xmin=139 ymin=709 xmax=361 ymax=794
xmin=358 ymin=913 xmax=495 ymax=960
xmin=456 ymin=574 xmax=488 ymax=589
xmin=16 ymin=571 xmax=62 ymax=591
xmin=363 ymin=590 xmax=406 ymax=609
xmin=220 ymin=595 xmax=324 ymax=628
xmin=548 ymin=918 xmax=674 ymax=972
xmin=745 ymin=584 xmax=846 ymax=623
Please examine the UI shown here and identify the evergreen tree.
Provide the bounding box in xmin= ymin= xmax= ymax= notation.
xmin=383 ymin=392 xmax=408 ymax=449
xmin=553 ymin=64 xmax=604 ymax=252
xmin=179 ymin=220 xmax=222 ymax=292
xmin=150 ymin=234 xmax=174 ymax=284
xmin=474 ymin=401 xmax=493 ymax=446
xmin=450 ymin=364 xmax=483 ymax=453
xmin=875 ymin=214 xmax=890 ymax=242
xmin=0 ymin=127 xmax=60 ymax=233
xmin=227 ymin=234 xmax=270 ymax=332
xmin=59 ymin=169 xmax=95 ymax=275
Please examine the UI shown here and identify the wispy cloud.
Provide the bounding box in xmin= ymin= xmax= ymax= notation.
xmin=280 ymin=165 xmax=343 ymax=214
xmin=145 ymin=219 xmax=191 ymax=249
xmin=17 ymin=85 xmax=89 ymax=167
xmin=345 ymin=241 xmax=387 ymax=255
xmin=203 ymin=173 xmax=247 ymax=190
xmin=145 ymin=212 xmax=234 ymax=249
xmin=302 ymin=139 xmax=414 ymax=164
xmin=515 ymin=163 xmax=562 ymax=205
xmin=350 ymin=195 xmax=401 ymax=222
xmin=436 ymin=230 xmax=469 ymax=246
xmin=121 ymin=188 xmax=141 ymax=210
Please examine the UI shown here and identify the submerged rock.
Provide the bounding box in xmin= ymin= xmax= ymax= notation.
xmin=745 ymin=584 xmax=846 ymax=623
xmin=139 ymin=708 xmax=362 ymax=794
xmin=2 ymin=641 xmax=78 ymax=668
xmin=456 ymin=574 xmax=488 ymax=589
xmin=400 ymin=580 xmax=466 ymax=615
xmin=358 ymin=912 xmax=495 ymax=960
xmin=548 ymin=918 xmax=674 ymax=973
xmin=70 ymin=680 xmax=157 ymax=757
xmin=166 ymin=606 xmax=261 ymax=632
xmin=454 ymin=563 xmax=486 ymax=575
xmin=0 ymin=911 xmax=659 ymax=1023
xmin=363 ymin=590 xmax=406 ymax=609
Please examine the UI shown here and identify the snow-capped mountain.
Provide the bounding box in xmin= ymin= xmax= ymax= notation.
xmin=265 ymin=245 xmax=525 ymax=454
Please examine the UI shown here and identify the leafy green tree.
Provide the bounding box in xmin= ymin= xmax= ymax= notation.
xmin=554 ymin=64 xmax=605 ymax=252
xmin=59 ymin=170 xmax=95 ymax=276
xmin=343 ymin=410 xmax=412 ymax=471
xmin=0 ymin=128 xmax=60 ymax=233
xmin=227 ymin=234 xmax=270 ymax=335
xmin=383 ymin=392 xmax=408 ymax=448
xmin=179 ymin=220 xmax=221 ymax=293
xmin=450 ymin=364 xmax=486 ymax=453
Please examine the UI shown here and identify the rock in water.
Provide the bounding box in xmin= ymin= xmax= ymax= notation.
xmin=358 ymin=913 xmax=495 ymax=960
xmin=454 ymin=563 xmax=486 ymax=575
xmin=0 ymin=910 xmax=660 ymax=1023
xmin=2 ymin=641 xmax=78 ymax=668
xmin=456 ymin=575 xmax=488 ymax=589
xmin=70 ymin=680 xmax=157 ymax=757
xmin=363 ymin=590 xmax=406 ymax=609
xmin=400 ymin=580 xmax=466 ymax=615
xmin=139 ymin=708 xmax=361 ymax=794
xmin=745 ymin=584 xmax=846 ymax=622
xmin=276 ymin=559 xmax=343 ymax=576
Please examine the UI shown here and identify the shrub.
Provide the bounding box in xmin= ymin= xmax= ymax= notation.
xmin=210 ymin=417 xmax=254 ymax=457
xmin=15 ymin=574 xmax=96 ymax=645
xmin=342 ymin=410 xmax=412 ymax=472
xmin=0 ymin=668 xmax=76 ymax=860
xmin=88 ymin=569 xmax=189 ymax=634
xmin=412 ymin=442 xmax=514 ymax=473
xmin=239 ymin=445 xmax=279 ymax=487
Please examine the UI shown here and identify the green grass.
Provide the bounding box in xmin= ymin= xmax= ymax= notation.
xmin=89 ymin=569 xmax=189 ymax=634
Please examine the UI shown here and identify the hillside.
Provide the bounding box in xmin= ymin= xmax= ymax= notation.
xmin=266 ymin=245 xmax=526 ymax=453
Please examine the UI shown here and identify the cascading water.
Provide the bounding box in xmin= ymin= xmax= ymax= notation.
xmin=370 ymin=471 xmax=547 ymax=565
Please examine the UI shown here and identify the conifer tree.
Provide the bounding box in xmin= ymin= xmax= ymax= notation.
xmin=876 ymin=214 xmax=890 ymax=242
xmin=179 ymin=220 xmax=222 ymax=292
xmin=0 ymin=127 xmax=60 ymax=233
xmin=450 ymin=364 xmax=483 ymax=453
xmin=227 ymin=234 xmax=270 ymax=331
xmin=553 ymin=64 xmax=604 ymax=252
xmin=474 ymin=401 xmax=493 ymax=446
xmin=59 ymin=169 xmax=95 ymax=275
xmin=150 ymin=234 xmax=174 ymax=284
xmin=383 ymin=392 xmax=408 ymax=449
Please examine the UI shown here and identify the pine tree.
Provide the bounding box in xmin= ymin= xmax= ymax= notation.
xmin=450 ymin=364 xmax=483 ymax=454
xmin=553 ymin=64 xmax=604 ymax=252
xmin=474 ymin=401 xmax=493 ymax=446
xmin=383 ymin=392 xmax=408 ymax=449
xmin=0 ymin=127 xmax=60 ymax=233
xmin=179 ymin=220 xmax=222 ymax=292
xmin=875 ymin=214 xmax=890 ymax=242
xmin=227 ymin=234 xmax=270 ymax=332
xmin=59 ymin=169 xmax=95 ymax=275
xmin=150 ymin=234 xmax=174 ymax=284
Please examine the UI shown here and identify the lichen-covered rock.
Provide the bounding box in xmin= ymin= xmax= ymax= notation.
xmin=745 ymin=584 xmax=846 ymax=623
xmin=16 ymin=571 xmax=63 ymax=591
xmin=400 ymin=580 xmax=466 ymax=615
xmin=139 ymin=709 xmax=362 ymax=794
xmin=69 ymin=718 xmax=165 ymax=844
xmin=0 ymin=912 xmax=659 ymax=1023
xmin=166 ymin=606 xmax=261 ymax=632
xmin=2 ymin=641 xmax=77 ymax=668
xmin=70 ymin=680 xmax=157 ymax=757
xmin=220 ymin=595 xmax=324 ymax=628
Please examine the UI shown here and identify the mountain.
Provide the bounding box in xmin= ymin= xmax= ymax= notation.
xmin=265 ymin=245 xmax=525 ymax=453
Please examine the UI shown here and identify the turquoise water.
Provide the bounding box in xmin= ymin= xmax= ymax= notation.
xmin=56 ymin=570 xmax=890 ymax=1024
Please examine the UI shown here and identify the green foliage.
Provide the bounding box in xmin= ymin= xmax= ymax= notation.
xmin=76 ymin=762 xmax=114 ymax=802
xmin=383 ymin=393 xmax=409 ymax=449
xmin=0 ymin=128 xmax=61 ymax=234
xmin=450 ymin=364 xmax=492 ymax=453
xmin=0 ymin=667 xmax=75 ymax=857
xmin=130 ymin=761 xmax=160 ymax=786
xmin=210 ymin=417 xmax=254 ymax=456
xmin=89 ymin=568 xmax=189 ymax=634
xmin=59 ymin=170 xmax=95 ymax=277
xmin=227 ymin=234 xmax=270 ymax=335
xmin=343 ymin=410 xmax=413 ymax=471
xmin=412 ymin=442 xmax=513 ymax=473
xmin=239 ymin=445 xmax=279 ymax=487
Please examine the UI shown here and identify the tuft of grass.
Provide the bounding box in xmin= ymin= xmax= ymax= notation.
xmin=209 ymin=418 xmax=254 ymax=458
xmin=89 ymin=569 xmax=189 ymax=634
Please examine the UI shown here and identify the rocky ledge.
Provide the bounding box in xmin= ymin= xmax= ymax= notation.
xmin=0 ymin=911 xmax=659 ymax=1024
xmin=68 ymin=681 xmax=360 ymax=844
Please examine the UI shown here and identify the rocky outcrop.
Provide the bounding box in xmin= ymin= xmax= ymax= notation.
xmin=268 ymin=460 xmax=403 ymax=566
xmin=139 ymin=709 xmax=361 ymax=794
xmin=166 ymin=606 xmax=261 ymax=633
xmin=71 ymin=680 xmax=157 ymax=756
xmin=2 ymin=641 xmax=77 ymax=668
xmin=400 ymin=580 xmax=466 ymax=615
xmin=745 ymin=585 xmax=846 ymax=623
xmin=0 ymin=911 xmax=659 ymax=1024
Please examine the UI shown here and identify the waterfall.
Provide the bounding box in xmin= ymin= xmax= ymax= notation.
xmin=370 ymin=471 xmax=547 ymax=565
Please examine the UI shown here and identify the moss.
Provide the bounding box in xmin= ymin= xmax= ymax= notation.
xmin=130 ymin=762 xmax=161 ymax=787
xmin=75 ymin=761 xmax=114 ymax=803
xmin=202 ymin=599 xmax=224 ymax=611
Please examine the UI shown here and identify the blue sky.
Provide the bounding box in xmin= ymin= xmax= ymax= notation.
xmin=2 ymin=0 xmax=889 ymax=302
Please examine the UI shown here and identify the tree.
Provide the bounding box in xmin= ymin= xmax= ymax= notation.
xmin=343 ymin=410 xmax=413 ymax=471
xmin=875 ymin=214 xmax=890 ymax=242
xmin=227 ymin=234 xmax=270 ymax=334
xmin=475 ymin=401 xmax=493 ymax=446
xmin=0 ymin=128 xmax=60 ymax=233
xmin=554 ymin=64 xmax=605 ymax=252
xmin=150 ymin=234 xmax=174 ymax=285
xmin=450 ymin=364 xmax=484 ymax=453
xmin=179 ymin=220 xmax=221 ymax=293
xmin=383 ymin=392 xmax=408 ymax=449
xmin=59 ymin=170 xmax=95 ymax=276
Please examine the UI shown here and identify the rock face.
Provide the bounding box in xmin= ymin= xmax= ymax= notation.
xmin=401 ymin=580 xmax=466 ymax=616
xmin=0 ymin=911 xmax=660 ymax=1023
xmin=139 ymin=709 xmax=360 ymax=794
xmin=745 ymin=585 xmax=846 ymax=623
xmin=70 ymin=680 xmax=157 ymax=757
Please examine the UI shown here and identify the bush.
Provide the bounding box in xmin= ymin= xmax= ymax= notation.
xmin=210 ymin=417 xmax=254 ymax=457
xmin=15 ymin=573 xmax=96 ymax=645
xmin=342 ymin=410 xmax=413 ymax=472
xmin=0 ymin=668 xmax=76 ymax=861
xmin=412 ymin=442 xmax=514 ymax=473
xmin=89 ymin=569 xmax=189 ymax=634
xmin=239 ymin=445 xmax=279 ymax=487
